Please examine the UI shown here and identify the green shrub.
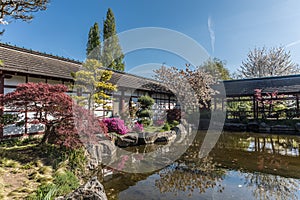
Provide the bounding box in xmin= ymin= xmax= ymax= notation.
xmin=29 ymin=170 xmax=79 ymax=200
xmin=136 ymin=109 xmax=153 ymax=118
xmin=54 ymin=170 xmax=79 ymax=196
xmin=136 ymin=95 xmax=155 ymax=127
xmin=139 ymin=118 xmax=152 ymax=127
xmin=137 ymin=95 xmax=155 ymax=109
xmin=162 ymin=123 xmax=171 ymax=131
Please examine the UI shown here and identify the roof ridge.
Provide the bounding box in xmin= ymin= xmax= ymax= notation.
xmin=224 ymin=73 xmax=300 ymax=83
xmin=0 ymin=42 xmax=82 ymax=65
xmin=0 ymin=42 xmax=159 ymax=82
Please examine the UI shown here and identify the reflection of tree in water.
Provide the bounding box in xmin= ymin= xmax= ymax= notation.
xmin=244 ymin=172 xmax=300 ymax=200
xmin=155 ymin=156 xmax=225 ymax=197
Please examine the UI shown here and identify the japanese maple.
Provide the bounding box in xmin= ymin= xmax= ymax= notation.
xmin=0 ymin=82 xmax=108 ymax=149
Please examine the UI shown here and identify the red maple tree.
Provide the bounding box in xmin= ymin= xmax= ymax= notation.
xmin=0 ymin=82 xmax=107 ymax=149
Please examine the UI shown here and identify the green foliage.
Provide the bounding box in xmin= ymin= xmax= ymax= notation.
xmin=0 ymin=114 xmax=19 ymax=126
xmin=53 ymin=171 xmax=79 ymax=195
xmin=138 ymin=95 xmax=155 ymax=109
xmin=139 ymin=118 xmax=152 ymax=127
xmin=64 ymin=148 xmax=86 ymax=175
xmin=86 ymin=22 xmax=101 ymax=60
xmin=102 ymin=8 xmax=125 ymax=71
xmin=29 ymin=170 xmax=79 ymax=200
xmin=136 ymin=109 xmax=153 ymax=118
xmin=162 ymin=122 xmax=171 ymax=131
xmin=71 ymin=59 xmax=117 ymax=110
xmin=136 ymin=96 xmax=155 ymax=127
xmin=161 ymin=120 xmax=179 ymax=132
xmin=201 ymin=58 xmax=231 ymax=80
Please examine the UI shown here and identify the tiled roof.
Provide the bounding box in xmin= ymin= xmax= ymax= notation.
xmin=0 ymin=43 xmax=170 ymax=93
xmin=0 ymin=43 xmax=80 ymax=80
xmin=215 ymin=75 xmax=300 ymax=97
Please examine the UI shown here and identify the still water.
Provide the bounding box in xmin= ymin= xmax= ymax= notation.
xmin=100 ymin=131 xmax=300 ymax=200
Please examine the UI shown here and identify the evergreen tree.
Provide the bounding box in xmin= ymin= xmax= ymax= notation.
xmin=102 ymin=8 xmax=125 ymax=71
xmin=86 ymin=22 xmax=101 ymax=61
xmin=71 ymin=59 xmax=117 ymax=111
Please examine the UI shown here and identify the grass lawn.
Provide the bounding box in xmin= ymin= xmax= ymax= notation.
xmin=0 ymin=137 xmax=82 ymax=199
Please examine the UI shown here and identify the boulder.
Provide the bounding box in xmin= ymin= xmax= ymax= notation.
xmin=115 ymin=133 xmax=139 ymax=147
xmin=86 ymin=140 xmax=116 ymax=170
xmin=138 ymin=131 xmax=176 ymax=144
xmin=55 ymin=176 xmax=107 ymax=200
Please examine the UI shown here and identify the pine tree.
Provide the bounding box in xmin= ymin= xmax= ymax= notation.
xmin=102 ymin=8 xmax=125 ymax=71
xmin=72 ymin=59 xmax=117 ymax=111
xmin=86 ymin=22 xmax=101 ymax=61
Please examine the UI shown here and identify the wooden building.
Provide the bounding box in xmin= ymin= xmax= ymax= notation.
xmin=0 ymin=43 xmax=176 ymax=138
xmin=219 ymin=75 xmax=300 ymax=120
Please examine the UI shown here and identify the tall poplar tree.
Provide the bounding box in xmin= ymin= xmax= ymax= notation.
xmin=86 ymin=22 xmax=101 ymax=61
xmin=102 ymin=8 xmax=125 ymax=71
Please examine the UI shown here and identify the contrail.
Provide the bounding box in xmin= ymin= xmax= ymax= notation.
xmin=285 ymin=40 xmax=300 ymax=48
xmin=208 ymin=16 xmax=215 ymax=53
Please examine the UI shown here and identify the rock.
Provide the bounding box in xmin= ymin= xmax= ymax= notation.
xmin=56 ymin=176 xmax=107 ymax=200
xmin=295 ymin=123 xmax=300 ymax=132
xmin=86 ymin=140 xmax=116 ymax=170
xmin=138 ymin=131 xmax=176 ymax=144
xmin=154 ymin=131 xmax=176 ymax=143
xmin=115 ymin=133 xmax=139 ymax=147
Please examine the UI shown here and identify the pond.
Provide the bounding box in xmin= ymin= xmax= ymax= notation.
xmin=99 ymin=131 xmax=300 ymax=200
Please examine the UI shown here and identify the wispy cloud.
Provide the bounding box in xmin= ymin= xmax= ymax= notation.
xmin=207 ymin=16 xmax=215 ymax=53
xmin=285 ymin=40 xmax=300 ymax=48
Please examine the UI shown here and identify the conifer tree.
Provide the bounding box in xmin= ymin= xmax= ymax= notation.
xmin=102 ymin=8 xmax=125 ymax=71
xmin=86 ymin=22 xmax=101 ymax=61
xmin=72 ymin=59 xmax=117 ymax=111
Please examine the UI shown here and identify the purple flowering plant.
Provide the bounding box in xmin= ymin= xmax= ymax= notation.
xmin=102 ymin=118 xmax=128 ymax=135
xmin=132 ymin=122 xmax=144 ymax=133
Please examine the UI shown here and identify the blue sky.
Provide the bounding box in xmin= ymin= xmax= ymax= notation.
xmin=1 ymin=0 xmax=300 ymax=77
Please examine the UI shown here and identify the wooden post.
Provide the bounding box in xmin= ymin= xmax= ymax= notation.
xmin=253 ymin=95 xmax=257 ymax=119
xmin=296 ymin=94 xmax=299 ymax=113
xmin=214 ymin=97 xmax=217 ymax=111
xmin=119 ymin=90 xmax=125 ymax=116
xmin=0 ymin=73 xmax=4 ymax=138
xmin=221 ymin=98 xmax=224 ymax=111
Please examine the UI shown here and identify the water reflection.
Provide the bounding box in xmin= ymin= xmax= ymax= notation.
xmin=155 ymin=157 xmax=225 ymax=196
xmin=101 ymin=131 xmax=300 ymax=200
xmin=243 ymin=172 xmax=299 ymax=200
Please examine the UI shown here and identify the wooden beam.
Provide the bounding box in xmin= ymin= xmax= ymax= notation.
xmin=0 ymin=74 xmax=4 ymax=138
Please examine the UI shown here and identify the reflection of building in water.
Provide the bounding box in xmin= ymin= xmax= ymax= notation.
xmin=247 ymin=136 xmax=299 ymax=156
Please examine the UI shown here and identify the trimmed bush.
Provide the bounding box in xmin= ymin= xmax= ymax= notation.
xmin=136 ymin=95 xmax=155 ymax=127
